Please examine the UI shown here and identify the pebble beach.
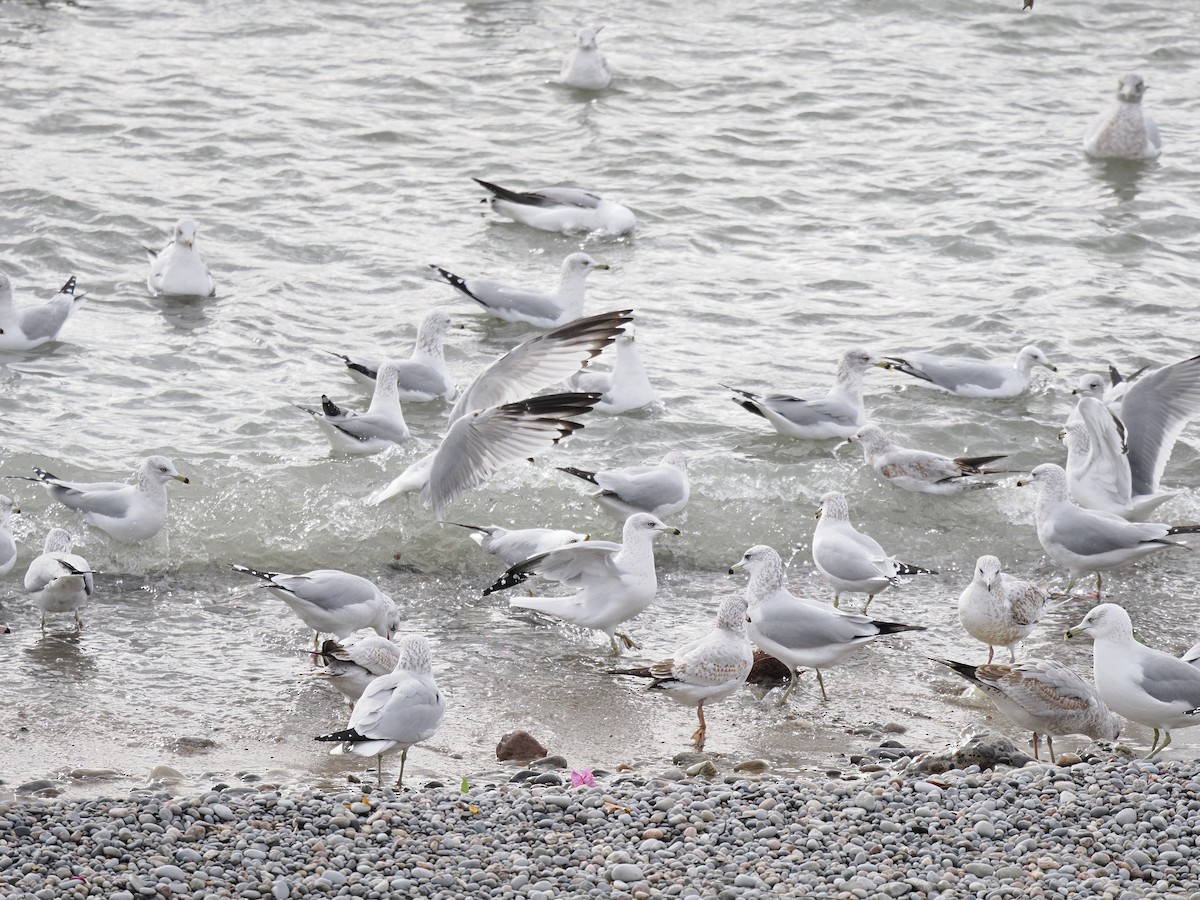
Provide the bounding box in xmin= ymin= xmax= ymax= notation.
xmin=5 ymin=755 xmax=1200 ymax=898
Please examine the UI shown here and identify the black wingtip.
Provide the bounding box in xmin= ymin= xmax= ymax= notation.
xmin=59 ymin=276 xmax=77 ymax=295
xmin=894 ymin=562 xmax=937 ymax=576
xmin=483 ymin=570 xmax=530 ymax=596
xmin=314 ymin=727 xmax=367 ymax=743
xmin=557 ymin=466 xmax=598 ymax=484
xmin=320 ymin=395 xmax=344 ymax=417
xmin=930 ymin=657 xmax=979 ymax=682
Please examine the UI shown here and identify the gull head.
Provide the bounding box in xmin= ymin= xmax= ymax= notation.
xmin=974 ymin=555 xmax=1002 ymax=589
xmin=1066 ymin=602 xmax=1133 ymax=642
xmin=816 ymin=490 xmax=851 ymax=522
xmin=420 ymin=310 xmax=453 ymax=336
xmin=846 ymin=424 xmax=890 ymax=457
xmin=1072 ymin=374 xmax=1106 ymax=398
xmin=563 ymin=252 xmax=609 ymax=276
xmin=173 ymin=219 xmax=200 ymax=249
xmin=1059 ymin=422 xmax=1089 ymax=453
xmin=142 ymin=455 xmax=190 ymax=485
xmin=1116 ymin=74 xmax=1148 ymax=104
xmin=577 ymin=27 xmax=602 ymax=49
xmin=661 ymin=450 xmax=688 ymax=471
xmin=728 ymin=544 xmax=780 ymax=576
xmin=1016 ymin=345 xmax=1056 ymax=374
xmin=386 ymin=603 xmax=404 ymax=640
xmin=838 ymin=349 xmax=890 ymax=378
xmin=1016 ymin=462 xmax=1066 ymax=493
xmin=396 ymin=634 xmax=433 ymax=674
xmin=624 ymin=512 xmax=681 ymax=539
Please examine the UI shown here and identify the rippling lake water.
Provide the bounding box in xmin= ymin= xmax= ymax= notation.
xmin=1 ymin=0 xmax=1199 ymax=798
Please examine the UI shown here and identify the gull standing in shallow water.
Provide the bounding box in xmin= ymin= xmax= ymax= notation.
xmin=933 ymin=658 xmax=1120 ymax=761
xmin=22 ymin=456 xmax=189 ymax=543
xmin=0 ymin=273 xmax=87 ymax=351
xmin=485 ymin=512 xmax=680 ymax=653
xmin=1083 ymin=74 xmax=1162 ymax=160
xmin=473 ymin=178 xmax=636 ymax=236
xmin=730 ymin=545 xmax=925 ymax=703
xmin=723 ymin=349 xmax=889 ymax=440
xmin=0 ymin=495 xmax=18 ymax=576
xmin=315 ymin=635 xmax=445 ymax=789
xmin=231 ymin=565 xmax=401 ymax=647
xmin=558 ymin=451 xmax=689 ymax=520
xmin=882 ymin=345 xmax=1056 ymax=398
xmin=367 ymin=310 xmax=631 ymax=518
xmin=327 ymin=310 xmax=456 ymax=400
xmin=144 ymin=219 xmax=216 ymax=297
xmin=609 ymin=594 xmax=753 ymax=751
xmin=430 ymin=253 xmax=609 ymax=329
xmin=812 ymin=490 xmax=936 ymax=612
xmin=450 ymin=523 xmax=589 ymax=568
xmin=1067 ymin=603 xmax=1200 ymax=756
xmin=296 ymin=360 xmax=410 ymax=455
xmin=957 ymin=556 xmax=1050 ymax=663
xmin=25 ymin=528 xmax=94 ymax=629
xmin=560 ymin=26 xmax=612 ymax=90
xmin=847 ymin=424 xmax=1016 ymax=494
xmin=1018 ymin=463 xmax=1200 ymax=595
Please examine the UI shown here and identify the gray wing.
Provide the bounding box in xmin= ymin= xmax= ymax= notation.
xmin=755 ymin=598 xmax=880 ymax=650
xmin=527 ymin=187 xmax=603 ymax=209
xmin=893 ymin=354 xmax=1007 ymax=392
xmin=1119 ymin=355 xmax=1200 ymax=495
xmin=519 ymin=541 xmax=623 ymax=586
xmin=1137 ymin=652 xmax=1200 ymax=707
xmin=273 ymin=570 xmax=380 ymax=609
xmin=391 ymin=361 xmax=449 ymax=397
xmin=1078 ymin=397 xmax=1132 ymax=500
xmin=459 ymin=278 xmax=562 ymax=320
xmin=1000 ymin=575 xmax=1048 ymax=627
xmin=18 ymin=296 xmax=76 ymax=342
xmin=323 ymin=411 xmax=408 ymax=444
xmin=764 ymin=394 xmax=860 ymax=429
xmin=876 ymin=448 xmax=965 ymax=482
xmin=595 ymin=465 xmax=686 ymax=508
xmin=813 ymin=524 xmax=893 ymax=581
xmin=448 ymin=310 xmax=630 ymax=423
xmin=53 ymin=485 xmax=136 ymax=518
xmin=1041 ymin=504 xmax=1164 ymax=556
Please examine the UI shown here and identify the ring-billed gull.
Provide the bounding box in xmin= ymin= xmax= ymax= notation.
xmin=1071 ymin=353 xmax=1200 ymax=517
xmin=812 ymin=490 xmax=937 ymax=611
xmin=561 ymin=26 xmax=612 ymax=90
xmin=314 ymin=630 xmax=404 ymax=707
xmin=723 ymin=350 xmax=889 ymax=440
xmin=1018 ymin=463 xmax=1200 ymax=594
xmin=0 ymin=273 xmax=87 ymax=351
xmin=729 ymin=544 xmax=925 ymax=702
xmin=957 ymin=555 xmax=1050 ymax=663
xmin=0 ymin=495 xmax=18 ymax=576
xmin=485 ymin=512 xmax=680 ymax=653
xmin=430 ymin=253 xmax=609 ymax=329
xmin=368 ymin=309 xmax=632 ymax=517
xmin=22 ymin=456 xmax=189 ymax=543
xmin=567 ymin=329 xmax=656 ymax=414
xmin=933 ymin=658 xmax=1119 ymax=761
xmin=882 ymin=345 xmax=1056 ymax=398
xmin=450 ymin=523 xmax=589 ymax=567
xmin=296 ymin=360 xmax=410 ymax=455
xmin=609 ymin=594 xmax=752 ymax=751
xmin=25 ymin=528 xmax=93 ymax=630
xmin=1067 ymin=603 xmax=1200 ymax=756
xmin=144 ymin=219 xmax=216 ymax=297
xmin=473 ymin=178 xmax=636 ymax=236
xmin=847 ymin=425 xmax=1016 ymax=494
xmin=1083 ymin=74 xmax=1162 ymax=161
xmin=315 ymin=634 xmax=445 ymax=789
xmin=327 ymin=310 xmax=456 ymax=401
xmin=231 ymin=565 xmax=401 ymax=647
xmin=558 ymin=450 xmax=688 ymax=520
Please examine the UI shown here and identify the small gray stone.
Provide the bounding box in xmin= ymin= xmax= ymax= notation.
xmin=610 ymin=863 xmax=645 ymax=883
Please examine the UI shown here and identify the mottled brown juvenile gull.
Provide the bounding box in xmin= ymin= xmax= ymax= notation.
xmin=957 ymin=556 xmax=1049 ymax=663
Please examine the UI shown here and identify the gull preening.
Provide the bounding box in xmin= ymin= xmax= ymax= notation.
xmin=957 ymin=555 xmax=1050 ymax=663
xmin=609 ymin=594 xmax=752 ymax=751
xmin=1067 ymin=604 xmax=1200 ymax=756
xmin=883 ymin=345 xmax=1056 ymax=398
xmin=430 ymin=253 xmax=609 ymax=329
xmin=0 ymin=272 xmax=87 ymax=351
xmin=315 ymin=635 xmax=445 ymax=789
xmin=451 ymin=523 xmax=589 ymax=568
xmin=812 ymin=490 xmax=936 ymax=611
xmin=934 ymin=657 xmax=1119 ymax=761
xmin=144 ymin=218 xmax=216 ymax=297
xmin=25 ymin=528 xmax=94 ymax=629
xmin=297 ymin=360 xmax=410 ymax=455
xmin=560 ymin=26 xmax=612 ymax=90
xmin=368 ymin=309 xmax=631 ymax=518
xmin=231 ymin=565 xmax=401 ymax=646
xmin=486 ymin=512 xmax=680 ymax=653
xmin=22 ymin=456 xmax=189 ymax=543
xmin=1019 ymin=463 xmax=1200 ymax=594
xmin=723 ymin=349 xmax=889 ymax=440
xmin=328 ymin=310 xmax=456 ymax=401
xmin=729 ymin=544 xmax=925 ymax=702
xmin=847 ymin=424 xmax=1016 ymax=494
xmin=1083 ymin=74 xmax=1162 ymax=161
xmin=473 ymin=178 xmax=636 ymax=236
xmin=567 ymin=329 xmax=656 ymax=414
xmin=314 ymin=631 xmax=404 ymax=706
xmin=558 ymin=450 xmax=689 ymax=520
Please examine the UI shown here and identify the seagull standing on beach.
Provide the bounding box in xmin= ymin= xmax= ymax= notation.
xmin=609 ymin=594 xmax=752 ymax=751
xmin=316 ymin=635 xmax=445 ymax=789
xmin=957 ymin=555 xmax=1050 ymax=663
xmin=144 ymin=219 xmax=216 ymax=297
xmin=0 ymin=273 xmax=87 ymax=351
xmin=1067 ymin=603 xmax=1200 ymax=756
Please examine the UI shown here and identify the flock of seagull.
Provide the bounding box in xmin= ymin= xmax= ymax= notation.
xmin=0 ymin=29 xmax=1191 ymax=787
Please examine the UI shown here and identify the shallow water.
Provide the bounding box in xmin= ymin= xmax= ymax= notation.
xmin=1 ymin=0 xmax=1199 ymax=799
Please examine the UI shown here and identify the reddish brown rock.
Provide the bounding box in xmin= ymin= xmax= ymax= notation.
xmin=496 ymin=730 xmax=548 ymax=762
